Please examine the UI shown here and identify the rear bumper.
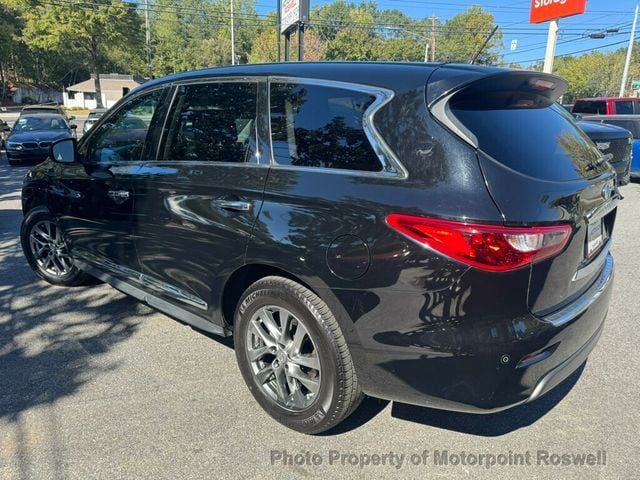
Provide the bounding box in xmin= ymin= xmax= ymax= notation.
xmin=351 ymin=254 xmax=614 ymax=413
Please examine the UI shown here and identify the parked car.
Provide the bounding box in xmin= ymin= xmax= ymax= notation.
xmin=20 ymin=63 xmax=618 ymax=434
xmin=83 ymin=108 xmax=107 ymax=133
xmin=577 ymin=120 xmax=632 ymax=185
xmin=20 ymin=104 xmax=74 ymax=121
xmin=582 ymin=115 xmax=640 ymax=179
xmin=573 ymin=97 xmax=640 ymax=115
xmin=6 ymin=113 xmax=77 ymax=166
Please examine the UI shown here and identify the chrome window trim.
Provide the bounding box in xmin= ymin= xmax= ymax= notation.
xmin=170 ymin=76 xmax=267 ymax=86
xmin=266 ymin=76 xmax=408 ymax=179
xmin=430 ymin=91 xmax=478 ymax=148
xmin=135 ymin=159 xmax=270 ymax=169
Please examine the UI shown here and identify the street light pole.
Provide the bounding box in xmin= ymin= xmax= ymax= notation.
xmin=144 ymin=0 xmax=151 ymax=78
xmin=620 ymin=3 xmax=639 ymax=97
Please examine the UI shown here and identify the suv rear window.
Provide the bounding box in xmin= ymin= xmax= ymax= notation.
xmin=450 ymin=103 xmax=609 ymax=181
xmin=573 ymin=100 xmax=607 ymax=114
xmin=270 ymin=83 xmax=382 ymax=172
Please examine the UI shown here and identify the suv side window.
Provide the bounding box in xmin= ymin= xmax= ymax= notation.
xmin=270 ymin=82 xmax=382 ymax=172
xmin=84 ymin=89 xmax=164 ymax=164
xmin=162 ymin=82 xmax=258 ymax=163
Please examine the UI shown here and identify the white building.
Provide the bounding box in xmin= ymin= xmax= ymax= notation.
xmin=63 ymin=74 xmax=142 ymax=109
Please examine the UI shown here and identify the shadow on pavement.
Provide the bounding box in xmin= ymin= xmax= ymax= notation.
xmin=0 ymin=161 xmax=152 ymax=424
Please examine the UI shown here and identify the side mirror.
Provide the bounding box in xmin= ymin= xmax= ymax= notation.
xmin=69 ymin=124 xmax=77 ymax=130
xmin=50 ymin=138 xmax=78 ymax=164
xmin=2 ymin=125 xmax=9 ymax=132
xmin=68 ymin=115 xmax=76 ymax=120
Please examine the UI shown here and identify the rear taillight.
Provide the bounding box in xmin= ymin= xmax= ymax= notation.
xmin=386 ymin=214 xmax=572 ymax=272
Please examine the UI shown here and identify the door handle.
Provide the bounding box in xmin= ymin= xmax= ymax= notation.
xmin=107 ymin=190 xmax=131 ymax=203
xmin=211 ymin=199 xmax=251 ymax=212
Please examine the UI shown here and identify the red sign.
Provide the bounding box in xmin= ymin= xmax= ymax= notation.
xmin=530 ymin=0 xmax=587 ymax=23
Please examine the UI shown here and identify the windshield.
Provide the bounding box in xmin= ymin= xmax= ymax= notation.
xmin=13 ymin=116 xmax=69 ymax=132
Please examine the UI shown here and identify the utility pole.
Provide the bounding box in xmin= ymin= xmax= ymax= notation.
xmin=230 ymin=0 xmax=236 ymax=65
xmin=424 ymin=43 xmax=429 ymax=63
xmin=298 ymin=23 xmax=305 ymax=61
xmin=144 ymin=0 xmax=151 ymax=78
xmin=430 ymin=16 xmax=437 ymax=62
xmin=620 ymin=3 xmax=639 ymax=97
xmin=543 ymin=18 xmax=559 ymax=73
xmin=276 ymin=0 xmax=281 ymax=62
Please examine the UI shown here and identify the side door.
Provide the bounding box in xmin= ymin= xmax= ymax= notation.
xmin=52 ymin=87 xmax=168 ymax=280
xmin=133 ymin=79 xmax=269 ymax=324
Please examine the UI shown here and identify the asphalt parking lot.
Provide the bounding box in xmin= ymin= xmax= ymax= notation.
xmin=0 ymin=156 xmax=638 ymax=480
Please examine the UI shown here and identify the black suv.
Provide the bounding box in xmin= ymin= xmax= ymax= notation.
xmin=20 ymin=63 xmax=617 ymax=434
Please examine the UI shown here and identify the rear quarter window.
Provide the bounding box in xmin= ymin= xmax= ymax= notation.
xmin=270 ymin=82 xmax=383 ymax=172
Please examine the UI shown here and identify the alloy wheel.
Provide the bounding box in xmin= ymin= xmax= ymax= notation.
xmin=29 ymin=220 xmax=73 ymax=277
xmin=245 ymin=305 xmax=321 ymax=411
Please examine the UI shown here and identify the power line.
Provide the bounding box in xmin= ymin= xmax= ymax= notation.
xmin=518 ymin=36 xmax=640 ymax=65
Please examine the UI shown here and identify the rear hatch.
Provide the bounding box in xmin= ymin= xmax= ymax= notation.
xmin=427 ymin=68 xmax=619 ymax=315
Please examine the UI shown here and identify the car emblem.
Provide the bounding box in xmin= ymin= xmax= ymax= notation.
xmin=596 ymin=142 xmax=610 ymax=151
xmin=601 ymin=182 xmax=614 ymax=200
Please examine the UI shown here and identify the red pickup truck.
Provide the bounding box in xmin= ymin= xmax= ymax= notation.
xmin=573 ymin=97 xmax=640 ymax=115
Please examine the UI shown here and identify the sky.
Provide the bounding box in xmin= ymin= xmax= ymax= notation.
xmin=258 ymin=0 xmax=639 ymax=66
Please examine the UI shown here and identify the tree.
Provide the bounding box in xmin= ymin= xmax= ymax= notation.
xmin=325 ymin=27 xmax=380 ymax=60
xmin=0 ymin=3 xmax=16 ymax=98
xmin=553 ymin=45 xmax=640 ymax=102
xmin=18 ymin=0 xmax=143 ymax=107
xmin=378 ymin=38 xmax=425 ymax=61
xmin=152 ymin=0 xmax=260 ymax=75
xmin=437 ymin=6 xmax=502 ymax=65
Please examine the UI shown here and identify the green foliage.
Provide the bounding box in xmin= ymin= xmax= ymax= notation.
xmin=152 ymin=0 xmax=261 ymax=76
xmin=326 ymin=27 xmax=381 ymax=61
xmin=378 ymin=38 xmax=425 ymax=61
xmin=553 ymin=45 xmax=640 ymax=102
xmin=437 ymin=6 xmax=502 ymax=64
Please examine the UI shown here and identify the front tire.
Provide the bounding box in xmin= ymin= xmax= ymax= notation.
xmin=21 ymin=208 xmax=93 ymax=286
xmin=234 ymin=276 xmax=363 ymax=434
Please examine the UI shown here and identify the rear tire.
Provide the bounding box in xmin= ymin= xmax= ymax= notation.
xmin=234 ymin=276 xmax=363 ymax=434
xmin=21 ymin=208 xmax=93 ymax=286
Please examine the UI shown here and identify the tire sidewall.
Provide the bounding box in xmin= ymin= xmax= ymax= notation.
xmin=234 ymin=281 xmax=341 ymax=433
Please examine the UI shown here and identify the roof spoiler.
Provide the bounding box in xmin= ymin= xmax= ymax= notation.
xmin=427 ymin=68 xmax=568 ymax=147
xmin=426 ymin=67 xmax=568 ymax=108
